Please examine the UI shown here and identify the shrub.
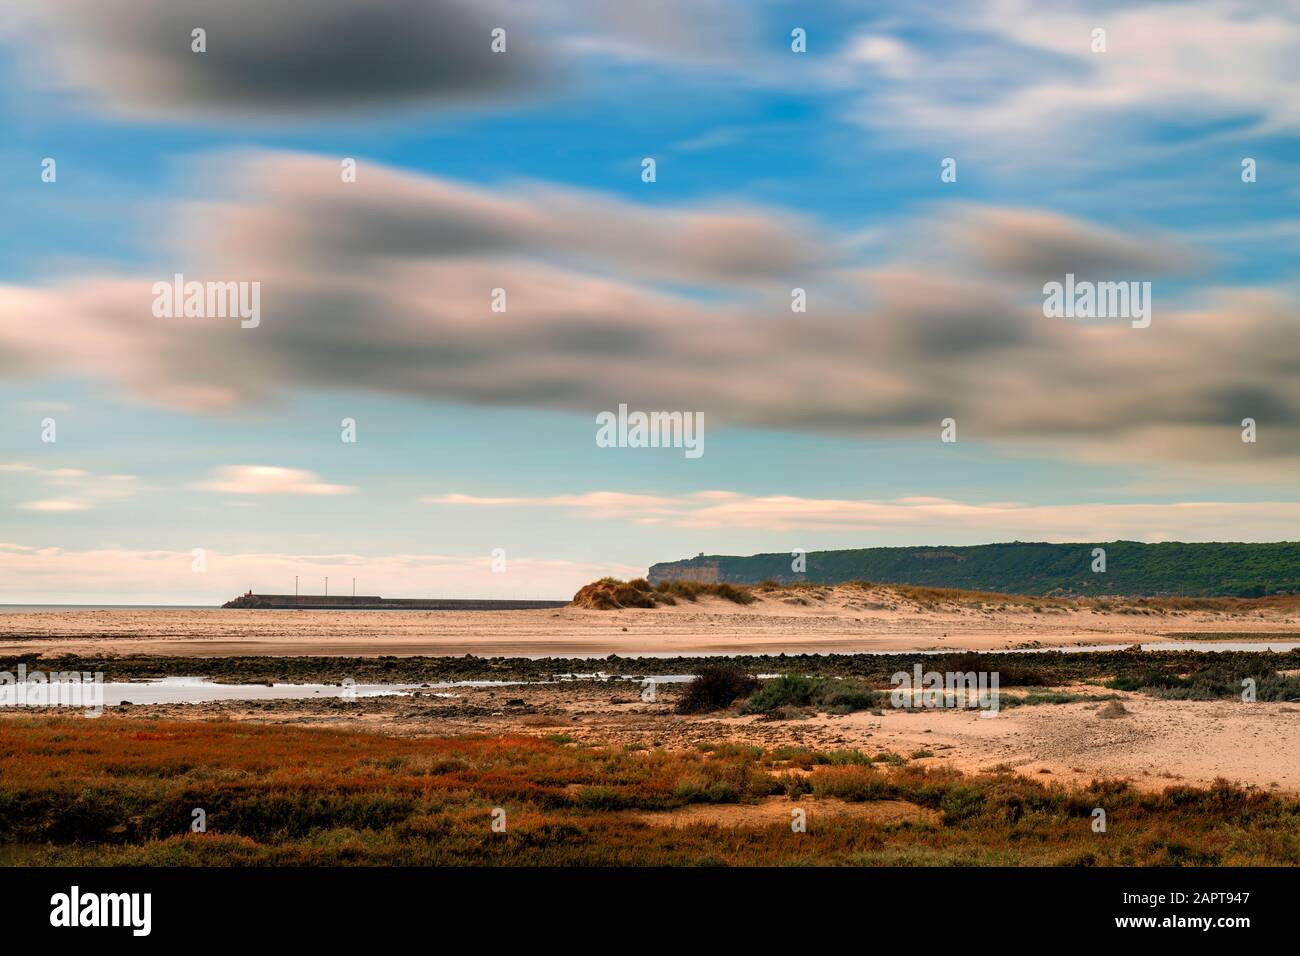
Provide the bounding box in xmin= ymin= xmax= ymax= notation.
xmin=571 ymin=577 xmax=758 ymax=607
xmin=1105 ymin=669 xmax=1185 ymax=692
xmin=817 ymin=749 xmax=873 ymax=766
xmin=939 ymin=786 xmax=986 ymax=824
xmin=674 ymin=666 xmax=759 ymax=714
xmin=671 ymin=779 xmax=740 ymax=804
xmin=810 ymin=765 xmax=892 ymax=802
xmin=653 ymin=580 xmax=755 ymax=605
xmin=741 ymin=675 xmax=817 ymax=714
xmin=936 ymin=652 xmax=1048 ymax=687
xmin=712 ymin=583 xmax=756 ymax=605
xmin=571 ymin=577 xmax=660 ymax=609
xmin=1001 ymin=691 xmax=1114 ymax=708
xmin=572 ymin=786 xmax=636 ymax=811
xmin=817 ymin=682 xmax=879 ymax=713
xmin=740 ymin=675 xmax=879 ymax=715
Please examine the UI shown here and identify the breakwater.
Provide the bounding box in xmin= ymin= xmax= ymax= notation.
xmin=222 ymin=593 xmax=569 ymax=611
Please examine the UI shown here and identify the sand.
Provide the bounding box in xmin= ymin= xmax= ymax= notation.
xmin=3 ymin=585 xmax=1298 ymax=794
xmin=3 ymin=585 xmax=1297 ymax=658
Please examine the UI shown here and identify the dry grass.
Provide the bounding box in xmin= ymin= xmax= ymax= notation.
xmin=571 ymin=577 xmax=754 ymax=610
xmin=3 ymin=717 xmax=1298 ymax=866
xmin=755 ymin=580 xmax=1300 ymax=614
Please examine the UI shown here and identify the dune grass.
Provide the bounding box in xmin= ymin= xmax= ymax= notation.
xmin=572 ymin=577 xmax=755 ymax=609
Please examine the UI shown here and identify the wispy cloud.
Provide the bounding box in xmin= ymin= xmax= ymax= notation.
xmin=833 ymin=0 xmax=1300 ymax=164
xmin=431 ymin=488 xmax=1300 ymax=541
xmin=2 ymin=463 xmax=137 ymax=512
xmin=0 ymin=547 xmax=639 ymax=603
xmin=17 ymin=499 xmax=88 ymax=513
xmin=197 ymin=466 xmax=355 ymax=496
xmin=425 ymin=491 xmax=681 ymax=518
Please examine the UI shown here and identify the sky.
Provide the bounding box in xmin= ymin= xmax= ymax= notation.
xmin=0 ymin=0 xmax=1297 ymax=603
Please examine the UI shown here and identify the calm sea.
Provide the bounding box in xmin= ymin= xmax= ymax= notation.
xmin=0 ymin=605 xmax=217 ymax=612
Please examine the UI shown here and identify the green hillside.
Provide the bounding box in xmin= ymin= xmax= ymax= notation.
xmin=648 ymin=542 xmax=1300 ymax=597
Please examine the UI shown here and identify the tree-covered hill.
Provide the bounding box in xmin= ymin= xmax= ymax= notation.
xmin=647 ymin=542 xmax=1300 ymax=597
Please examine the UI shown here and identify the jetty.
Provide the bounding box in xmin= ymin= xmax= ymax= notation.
xmin=222 ymin=591 xmax=568 ymax=611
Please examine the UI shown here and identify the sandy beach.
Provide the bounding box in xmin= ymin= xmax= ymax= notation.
xmin=3 ymin=585 xmax=1298 ymax=658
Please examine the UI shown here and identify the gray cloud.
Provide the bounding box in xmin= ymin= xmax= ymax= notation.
xmin=2 ymin=0 xmax=552 ymax=119
xmin=192 ymin=154 xmax=832 ymax=285
xmin=0 ymin=0 xmax=771 ymax=122
xmin=945 ymin=206 xmax=1199 ymax=282
xmin=1 ymin=151 xmax=1296 ymax=471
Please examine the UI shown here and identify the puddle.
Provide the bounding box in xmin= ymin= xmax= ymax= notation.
xmin=1138 ymin=641 xmax=1300 ymax=652
xmin=504 ymin=642 xmax=1300 ymax=660
xmin=0 ymin=675 xmax=431 ymax=708
xmin=557 ymin=673 xmax=695 ymax=683
xmin=0 ymin=673 xmax=697 ymax=708
xmin=3 ymin=643 xmax=1294 ymax=711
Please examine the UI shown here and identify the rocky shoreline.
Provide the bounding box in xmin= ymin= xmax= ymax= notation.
xmin=5 ymin=647 xmax=1298 ymax=688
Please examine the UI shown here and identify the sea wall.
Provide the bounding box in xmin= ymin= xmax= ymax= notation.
xmin=222 ymin=593 xmax=569 ymax=610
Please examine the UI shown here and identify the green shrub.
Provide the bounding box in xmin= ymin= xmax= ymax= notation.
xmin=939 ymin=787 xmax=986 ymax=824
xmin=741 ymin=675 xmax=879 ymax=715
xmin=675 ymin=666 xmax=760 ymax=714
xmin=741 ymin=675 xmax=817 ymax=713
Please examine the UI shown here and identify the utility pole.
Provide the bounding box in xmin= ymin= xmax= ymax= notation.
xmin=325 ymin=577 xmax=329 ymax=596
xmin=352 ymin=577 xmax=356 ymax=597
xmin=295 ymin=575 xmax=298 ymax=597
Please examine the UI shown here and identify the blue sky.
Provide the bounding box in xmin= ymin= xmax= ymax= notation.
xmin=1 ymin=0 xmax=1297 ymax=602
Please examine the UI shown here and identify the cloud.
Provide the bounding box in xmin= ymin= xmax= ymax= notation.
xmin=2 ymin=462 xmax=139 ymax=512
xmin=18 ymin=500 xmax=88 ymax=513
xmin=834 ymin=0 xmax=1300 ymax=162
xmin=0 ymin=0 xmax=768 ymax=124
xmin=431 ymin=488 xmax=1300 ymax=541
xmin=552 ymin=0 xmax=761 ymax=68
xmin=7 ymin=399 xmax=75 ymax=414
xmin=937 ymin=206 xmax=1199 ymax=282
xmin=195 ymin=153 xmax=830 ymax=286
xmin=0 ymin=151 xmax=1295 ymax=470
xmin=0 ymin=0 xmax=553 ymax=120
xmin=197 ymin=466 xmax=355 ymax=496
xmin=0 ymin=547 xmax=640 ymax=604
xmin=424 ymin=491 xmax=681 ymax=519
